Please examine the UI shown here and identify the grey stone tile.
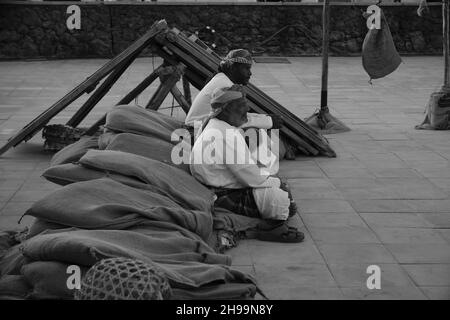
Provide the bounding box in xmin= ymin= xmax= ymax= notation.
xmin=386 ymin=244 xmax=450 ymax=263
xmin=278 ymin=162 xmax=324 ymax=178
xmin=318 ymin=244 xmax=396 ymax=264
xmin=335 ymin=178 xmax=447 ymax=200
xmin=372 ymin=227 xmax=448 ymax=244
xmin=8 ymin=188 xmax=54 ymax=202
xmin=308 ymin=226 xmax=380 ymax=244
xmin=420 ymin=287 xmax=450 ymax=300
xmin=351 ymin=200 xmax=450 ymax=213
xmin=299 ymin=200 xmax=356 ymax=214
xmin=289 ymin=178 xmax=344 ymax=200
xmin=259 ymin=285 xmax=344 ymax=300
xmin=361 ymin=213 xmax=432 ymax=228
xmin=0 ymin=214 xmax=35 ymax=230
xmin=329 ymin=263 xmax=416 ymax=288
xmin=227 ymin=241 xmax=253 ymax=266
xmin=418 ymin=213 xmax=450 ymax=228
xmin=367 ymin=168 xmax=422 ymax=178
xmin=249 ymin=239 xmax=325 ymax=265
xmin=0 ymin=179 xmax=26 ymax=190
xmin=437 ymin=229 xmax=450 ymax=244
xmin=0 ymin=189 xmax=16 ymax=202
xmin=403 ymin=264 xmax=450 ymax=286
xmin=254 ymin=263 xmax=337 ymax=287
xmin=302 ymin=213 xmax=367 ymax=228
xmin=0 ymin=201 xmax=35 ymax=216
xmin=341 ymin=286 xmax=427 ymax=300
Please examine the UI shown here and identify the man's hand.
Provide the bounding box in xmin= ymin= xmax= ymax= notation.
xmin=269 ymin=114 xmax=284 ymax=129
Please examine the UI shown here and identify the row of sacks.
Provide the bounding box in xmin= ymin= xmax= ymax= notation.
xmin=0 ymin=105 xmax=263 ymax=300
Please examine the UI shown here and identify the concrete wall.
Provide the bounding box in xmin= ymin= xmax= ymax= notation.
xmin=0 ymin=2 xmax=443 ymax=59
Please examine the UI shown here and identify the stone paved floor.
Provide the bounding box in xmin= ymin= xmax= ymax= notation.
xmin=0 ymin=56 xmax=449 ymax=300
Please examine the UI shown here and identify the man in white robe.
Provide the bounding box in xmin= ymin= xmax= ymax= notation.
xmin=190 ymin=86 xmax=303 ymax=243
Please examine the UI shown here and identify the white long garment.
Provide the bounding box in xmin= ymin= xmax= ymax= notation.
xmin=185 ymin=73 xmax=273 ymax=129
xmin=190 ymin=118 xmax=289 ymax=220
xmin=185 ymin=72 xmax=279 ymax=171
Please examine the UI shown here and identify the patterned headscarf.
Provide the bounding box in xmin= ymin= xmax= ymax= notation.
xmin=219 ymin=49 xmax=253 ymax=69
xmin=201 ymin=85 xmax=246 ymax=131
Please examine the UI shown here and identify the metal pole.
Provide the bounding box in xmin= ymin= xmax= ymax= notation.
xmin=443 ymin=0 xmax=450 ymax=91
xmin=321 ymin=0 xmax=330 ymax=112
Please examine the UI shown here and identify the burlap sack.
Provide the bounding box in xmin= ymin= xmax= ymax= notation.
xmin=50 ymin=135 xmax=99 ymax=166
xmin=362 ymin=9 xmax=402 ymax=80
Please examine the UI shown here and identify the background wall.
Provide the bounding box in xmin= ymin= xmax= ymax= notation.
xmin=0 ymin=2 xmax=443 ymax=59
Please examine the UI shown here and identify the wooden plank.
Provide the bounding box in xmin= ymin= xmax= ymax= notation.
xmin=182 ymin=75 xmax=192 ymax=105
xmin=145 ymin=64 xmax=184 ymax=110
xmin=66 ymin=50 xmax=140 ymax=128
xmin=170 ymin=86 xmax=191 ymax=114
xmin=0 ymin=20 xmax=168 ymax=156
xmin=83 ymin=65 xmax=164 ymax=136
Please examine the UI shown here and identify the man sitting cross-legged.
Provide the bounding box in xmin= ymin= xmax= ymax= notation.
xmin=190 ymin=86 xmax=304 ymax=243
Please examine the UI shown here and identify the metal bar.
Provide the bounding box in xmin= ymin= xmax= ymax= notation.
xmin=321 ymin=0 xmax=330 ymax=109
xmin=444 ymin=0 xmax=450 ymax=91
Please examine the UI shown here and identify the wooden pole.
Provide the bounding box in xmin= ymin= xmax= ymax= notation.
xmin=320 ymin=0 xmax=330 ymax=112
xmin=443 ymin=0 xmax=450 ymax=92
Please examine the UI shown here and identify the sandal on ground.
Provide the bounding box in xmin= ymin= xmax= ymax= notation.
xmin=256 ymin=223 xmax=304 ymax=243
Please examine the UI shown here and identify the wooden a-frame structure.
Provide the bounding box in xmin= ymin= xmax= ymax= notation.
xmin=0 ymin=19 xmax=336 ymax=158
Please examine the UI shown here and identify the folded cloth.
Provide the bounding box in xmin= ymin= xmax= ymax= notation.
xmin=97 ymin=129 xmax=117 ymax=150
xmin=42 ymin=163 xmax=168 ymax=194
xmin=27 ymin=219 xmax=67 ymax=239
xmin=25 ymin=178 xmax=213 ymax=241
xmin=0 ymin=244 xmax=30 ymax=277
xmin=79 ymin=150 xmax=215 ymax=212
xmin=105 ymin=105 xmax=184 ymax=143
xmin=0 ymin=275 xmax=32 ymax=299
xmin=104 ymin=133 xmax=190 ymax=173
xmin=21 ymin=261 xmax=88 ymax=300
xmin=50 ymin=135 xmax=100 ymax=166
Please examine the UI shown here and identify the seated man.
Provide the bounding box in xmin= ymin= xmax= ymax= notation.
xmin=190 ymin=86 xmax=303 ymax=243
xmin=185 ymin=48 xmax=294 ymax=160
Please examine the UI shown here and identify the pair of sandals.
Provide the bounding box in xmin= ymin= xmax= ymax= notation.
xmin=250 ymin=220 xmax=304 ymax=243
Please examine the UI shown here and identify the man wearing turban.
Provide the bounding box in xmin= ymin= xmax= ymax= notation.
xmin=190 ymin=86 xmax=304 ymax=243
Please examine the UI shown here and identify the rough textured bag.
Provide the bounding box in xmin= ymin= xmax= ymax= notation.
xmin=362 ymin=10 xmax=401 ymax=81
xmin=105 ymin=105 xmax=184 ymax=143
xmin=416 ymin=92 xmax=450 ymax=130
xmin=50 ymin=135 xmax=99 ymax=166
xmin=42 ymin=163 xmax=153 ymax=189
xmin=0 ymin=275 xmax=31 ymax=299
xmin=105 ymin=133 xmax=191 ymax=173
xmin=25 ymin=178 xmax=213 ymax=240
xmin=79 ymin=150 xmax=215 ymax=212
xmin=21 ymin=261 xmax=88 ymax=299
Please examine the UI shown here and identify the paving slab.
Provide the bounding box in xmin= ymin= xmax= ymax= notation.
xmin=0 ymin=56 xmax=449 ymax=299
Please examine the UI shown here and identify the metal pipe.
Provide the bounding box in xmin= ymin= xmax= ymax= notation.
xmin=321 ymin=0 xmax=330 ymax=110
xmin=443 ymin=0 xmax=450 ymax=91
